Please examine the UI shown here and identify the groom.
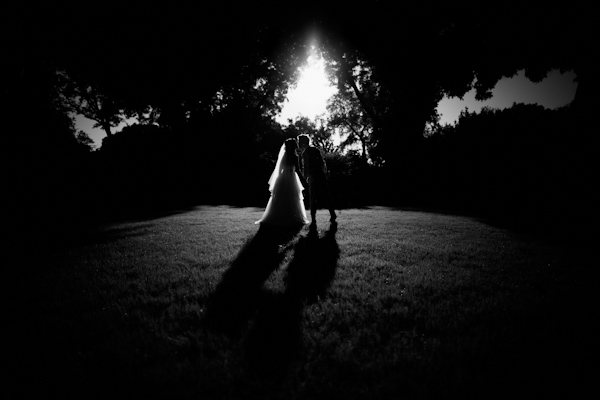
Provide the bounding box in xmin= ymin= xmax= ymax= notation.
xmin=297 ymin=134 xmax=337 ymax=225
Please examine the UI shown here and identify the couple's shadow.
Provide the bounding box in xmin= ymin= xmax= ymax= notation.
xmin=204 ymin=222 xmax=339 ymax=378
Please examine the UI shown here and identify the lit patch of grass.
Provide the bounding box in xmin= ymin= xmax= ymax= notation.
xmin=5 ymin=205 xmax=595 ymax=399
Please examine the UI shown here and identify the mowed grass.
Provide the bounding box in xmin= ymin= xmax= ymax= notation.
xmin=5 ymin=206 xmax=596 ymax=399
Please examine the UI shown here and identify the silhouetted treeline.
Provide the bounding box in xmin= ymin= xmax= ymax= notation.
xmin=393 ymin=103 xmax=596 ymax=232
xmin=4 ymin=61 xmax=96 ymax=245
xmin=5 ymin=62 xmax=595 ymax=243
xmin=92 ymin=124 xmax=379 ymax=213
xmin=4 ymin=0 xmax=594 ymax=243
xmin=71 ymin=101 xmax=595 ymax=229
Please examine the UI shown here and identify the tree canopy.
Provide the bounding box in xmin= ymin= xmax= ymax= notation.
xmin=7 ymin=1 xmax=590 ymax=135
xmin=3 ymin=1 xmax=594 ymax=233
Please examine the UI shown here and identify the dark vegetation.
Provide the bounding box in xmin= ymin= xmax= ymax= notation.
xmin=4 ymin=2 xmax=594 ymax=242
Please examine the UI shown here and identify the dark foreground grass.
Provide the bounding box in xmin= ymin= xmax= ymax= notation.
xmin=4 ymin=206 xmax=596 ymax=399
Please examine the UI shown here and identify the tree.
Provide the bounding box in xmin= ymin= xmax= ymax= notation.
xmin=327 ymin=92 xmax=372 ymax=162
xmin=6 ymin=1 xmax=590 ymax=202
xmin=12 ymin=1 xmax=589 ymax=132
xmin=311 ymin=116 xmax=337 ymax=154
xmin=75 ymin=130 xmax=95 ymax=152
xmin=56 ymin=71 xmax=125 ymax=137
xmin=309 ymin=1 xmax=589 ymax=166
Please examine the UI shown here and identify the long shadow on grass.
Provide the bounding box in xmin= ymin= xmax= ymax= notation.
xmin=204 ymin=224 xmax=302 ymax=335
xmin=243 ymin=222 xmax=340 ymax=380
xmin=284 ymin=222 xmax=340 ymax=303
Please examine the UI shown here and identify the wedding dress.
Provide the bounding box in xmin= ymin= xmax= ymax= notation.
xmin=256 ymin=144 xmax=309 ymax=227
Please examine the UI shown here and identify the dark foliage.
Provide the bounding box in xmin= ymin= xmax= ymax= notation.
xmin=413 ymin=104 xmax=597 ymax=234
xmin=3 ymin=1 xmax=593 ymax=241
xmin=3 ymin=60 xmax=96 ymax=247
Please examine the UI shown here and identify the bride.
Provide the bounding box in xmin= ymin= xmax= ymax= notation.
xmin=256 ymin=138 xmax=310 ymax=227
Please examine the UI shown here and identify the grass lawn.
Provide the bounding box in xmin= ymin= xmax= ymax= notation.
xmin=4 ymin=206 xmax=596 ymax=399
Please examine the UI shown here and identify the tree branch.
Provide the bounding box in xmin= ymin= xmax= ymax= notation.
xmin=340 ymin=57 xmax=380 ymax=128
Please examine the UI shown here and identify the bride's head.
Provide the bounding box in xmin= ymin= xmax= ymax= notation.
xmin=284 ymin=138 xmax=298 ymax=153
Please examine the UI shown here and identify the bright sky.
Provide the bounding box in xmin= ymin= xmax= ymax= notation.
xmin=74 ymin=114 xmax=134 ymax=149
xmin=437 ymin=70 xmax=578 ymax=125
xmin=76 ymin=61 xmax=577 ymax=149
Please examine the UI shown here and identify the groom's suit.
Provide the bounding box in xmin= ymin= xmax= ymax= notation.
xmin=301 ymin=146 xmax=336 ymax=222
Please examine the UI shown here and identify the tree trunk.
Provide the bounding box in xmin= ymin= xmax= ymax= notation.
xmin=102 ymin=122 xmax=112 ymax=137
xmin=339 ymin=57 xmax=379 ymax=128
xmin=348 ymin=74 xmax=379 ymax=128
xmin=361 ymin=137 xmax=367 ymax=161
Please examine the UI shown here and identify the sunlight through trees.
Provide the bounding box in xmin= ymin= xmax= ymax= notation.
xmin=276 ymin=49 xmax=337 ymax=125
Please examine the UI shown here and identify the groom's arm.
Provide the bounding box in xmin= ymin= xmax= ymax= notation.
xmin=296 ymin=158 xmax=308 ymax=188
